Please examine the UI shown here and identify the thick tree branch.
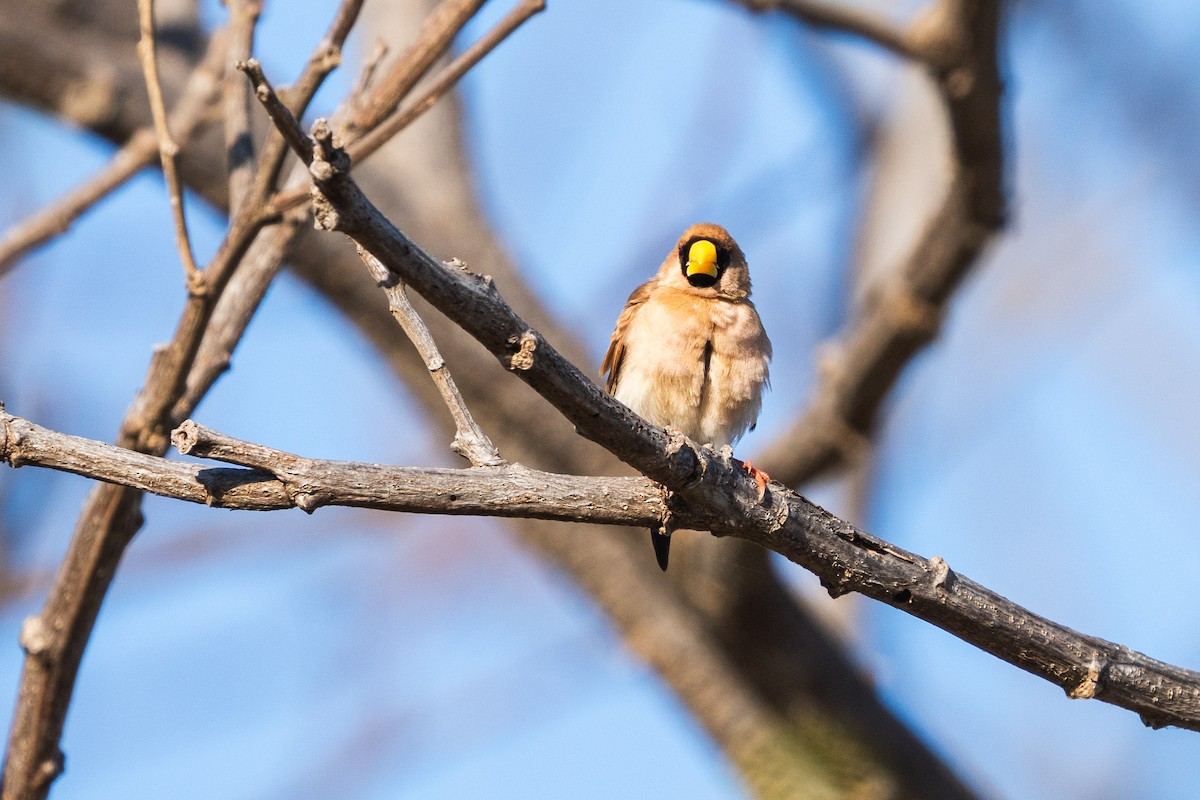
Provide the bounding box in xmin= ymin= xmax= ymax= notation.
xmin=757 ymin=0 xmax=1007 ymax=487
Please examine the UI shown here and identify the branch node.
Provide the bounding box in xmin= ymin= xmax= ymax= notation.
xmin=311 ymin=187 xmax=341 ymax=231
xmin=1068 ymin=655 xmax=1108 ymax=700
xmin=19 ymin=615 xmax=54 ymax=660
xmin=359 ymin=244 xmax=398 ymax=286
xmin=885 ymin=285 xmax=941 ymax=338
xmin=186 ymin=268 xmax=209 ymax=298
xmin=663 ymin=429 xmax=705 ymax=488
xmin=293 ymin=491 xmax=321 ymax=513
xmin=170 ymin=420 xmax=200 ymax=455
xmin=658 ymin=496 xmax=676 ymax=538
xmin=768 ymin=499 xmax=790 ymax=533
xmin=507 ymin=331 xmax=538 ymax=371
xmin=928 ymin=554 xmax=955 ymax=594
xmin=820 ymin=572 xmax=853 ymax=600
xmin=35 ymin=749 xmax=65 ymax=788
xmin=311 ymin=117 xmax=350 ymax=173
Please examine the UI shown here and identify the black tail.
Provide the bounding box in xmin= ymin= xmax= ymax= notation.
xmin=650 ymin=528 xmax=670 ymax=571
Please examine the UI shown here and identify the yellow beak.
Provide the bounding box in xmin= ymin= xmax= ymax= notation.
xmin=685 ymin=239 xmax=719 ymax=280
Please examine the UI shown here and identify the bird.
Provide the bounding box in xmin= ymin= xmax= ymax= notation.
xmin=601 ymin=222 xmax=771 ymax=571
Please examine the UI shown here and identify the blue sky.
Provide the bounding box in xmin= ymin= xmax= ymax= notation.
xmin=3 ymin=1 xmax=1200 ymax=798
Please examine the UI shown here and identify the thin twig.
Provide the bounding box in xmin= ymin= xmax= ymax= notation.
xmin=357 ymin=247 xmax=505 ymax=467
xmin=137 ymin=0 xmax=203 ymax=292
xmin=0 ymin=130 xmax=150 ymax=277
xmin=180 ymin=0 xmax=369 ymax=419
xmin=236 ymin=59 xmax=313 ymax=164
xmin=350 ymin=38 xmax=391 ymax=100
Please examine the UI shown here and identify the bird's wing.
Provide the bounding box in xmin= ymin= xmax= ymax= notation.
xmin=600 ymin=278 xmax=656 ymax=394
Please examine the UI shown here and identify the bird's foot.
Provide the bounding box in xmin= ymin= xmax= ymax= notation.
xmin=742 ymin=460 xmax=769 ymax=502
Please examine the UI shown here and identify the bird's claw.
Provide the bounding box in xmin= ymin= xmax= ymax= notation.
xmin=742 ymin=459 xmax=769 ymax=502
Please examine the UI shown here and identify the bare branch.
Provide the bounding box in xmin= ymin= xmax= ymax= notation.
xmin=171 ymin=216 xmax=303 ymax=420
xmin=0 ymin=411 xmax=656 ymax=523
xmin=136 ymin=0 xmax=202 ymax=291
xmin=350 ymin=38 xmax=390 ymax=100
xmin=1 ymin=4 xmax=369 ymax=793
xmin=357 ymin=248 xmax=504 ymax=467
xmin=178 ymin=0 xmax=368 ymax=420
xmin=235 ymin=59 xmax=312 ymax=165
xmin=0 ymin=130 xmax=150 ymax=278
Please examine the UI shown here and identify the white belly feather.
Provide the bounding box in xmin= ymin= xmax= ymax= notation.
xmin=613 ymin=292 xmax=769 ymax=448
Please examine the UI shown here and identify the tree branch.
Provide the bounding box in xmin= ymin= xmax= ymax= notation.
xmin=339 ymin=0 xmax=485 ymax=138
xmin=0 ymin=410 xmax=659 ymax=524
xmin=246 ymin=0 xmax=364 ymax=202
xmin=356 ymin=248 xmax=504 ymax=467
xmin=174 ymin=0 xmax=366 ymax=420
xmin=757 ymin=0 xmax=1007 ymax=486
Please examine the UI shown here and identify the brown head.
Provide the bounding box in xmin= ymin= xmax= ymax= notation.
xmin=655 ymin=222 xmax=752 ymax=300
